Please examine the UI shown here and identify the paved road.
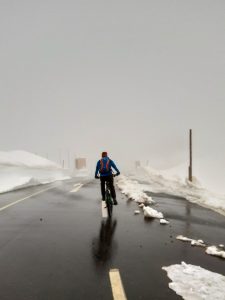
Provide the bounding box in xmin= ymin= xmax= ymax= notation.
xmin=0 ymin=178 xmax=224 ymax=300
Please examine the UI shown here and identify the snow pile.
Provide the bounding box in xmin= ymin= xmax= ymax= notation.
xmin=116 ymin=175 xmax=154 ymax=204
xmin=0 ymin=150 xmax=70 ymax=193
xmin=117 ymin=176 xmax=166 ymax=220
xmin=206 ymin=246 xmax=225 ymax=259
xmin=132 ymin=166 xmax=225 ymax=216
xmin=176 ymin=235 xmax=206 ymax=247
xmin=160 ymin=219 xmax=170 ymax=225
xmin=163 ymin=261 xmax=225 ymax=300
xmin=143 ymin=206 xmax=163 ymax=219
xmin=177 ymin=235 xmax=225 ymax=259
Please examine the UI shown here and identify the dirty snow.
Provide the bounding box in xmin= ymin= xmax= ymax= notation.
xmin=163 ymin=261 xmax=225 ymax=300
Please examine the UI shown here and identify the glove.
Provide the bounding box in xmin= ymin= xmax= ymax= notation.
xmin=95 ymin=175 xmax=100 ymax=179
xmin=116 ymin=172 xmax=120 ymax=176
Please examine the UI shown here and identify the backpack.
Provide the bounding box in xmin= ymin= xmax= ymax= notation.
xmin=100 ymin=158 xmax=110 ymax=174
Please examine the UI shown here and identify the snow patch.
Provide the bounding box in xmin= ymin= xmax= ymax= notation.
xmin=160 ymin=219 xmax=170 ymax=225
xmin=143 ymin=206 xmax=163 ymax=219
xmin=163 ymin=261 xmax=225 ymax=300
xmin=177 ymin=235 xmax=225 ymax=259
xmin=206 ymin=246 xmax=225 ymax=259
xmin=176 ymin=235 xmax=206 ymax=247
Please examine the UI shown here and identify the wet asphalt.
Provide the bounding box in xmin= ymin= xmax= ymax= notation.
xmin=0 ymin=178 xmax=224 ymax=300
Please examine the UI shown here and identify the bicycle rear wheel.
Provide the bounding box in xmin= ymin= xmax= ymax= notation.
xmin=106 ymin=191 xmax=113 ymax=218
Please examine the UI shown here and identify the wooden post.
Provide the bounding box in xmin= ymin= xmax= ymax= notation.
xmin=189 ymin=129 xmax=192 ymax=182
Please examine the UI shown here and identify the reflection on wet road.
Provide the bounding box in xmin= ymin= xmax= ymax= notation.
xmin=92 ymin=219 xmax=117 ymax=264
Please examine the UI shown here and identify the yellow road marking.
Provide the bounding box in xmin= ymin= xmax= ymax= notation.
xmin=109 ymin=269 xmax=127 ymax=300
xmin=0 ymin=185 xmax=58 ymax=212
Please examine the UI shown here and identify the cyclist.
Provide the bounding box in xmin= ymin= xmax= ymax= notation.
xmin=95 ymin=152 xmax=120 ymax=205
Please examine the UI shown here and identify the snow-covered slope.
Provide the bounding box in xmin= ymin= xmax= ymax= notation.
xmin=0 ymin=151 xmax=70 ymax=194
xmin=131 ymin=166 xmax=225 ymax=216
xmin=0 ymin=150 xmax=61 ymax=169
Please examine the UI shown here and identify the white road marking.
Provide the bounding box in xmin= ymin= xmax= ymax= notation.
xmin=102 ymin=201 xmax=108 ymax=218
xmin=0 ymin=185 xmax=58 ymax=212
xmin=109 ymin=269 xmax=127 ymax=300
xmin=69 ymin=183 xmax=83 ymax=193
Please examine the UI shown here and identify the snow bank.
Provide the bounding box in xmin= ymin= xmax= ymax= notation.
xmin=0 ymin=151 xmax=70 ymax=193
xmin=117 ymin=175 xmax=154 ymax=204
xmin=163 ymin=261 xmax=225 ymax=300
xmin=132 ymin=166 xmax=225 ymax=216
xmin=0 ymin=150 xmax=61 ymax=169
xmin=117 ymin=176 xmax=165 ymax=220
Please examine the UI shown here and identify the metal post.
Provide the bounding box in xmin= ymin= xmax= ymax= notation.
xmin=189 ymin=129 xmax=192 ymax=182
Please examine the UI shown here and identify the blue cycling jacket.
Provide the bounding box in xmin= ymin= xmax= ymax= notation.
xmin=95 ymin=156 xmax=120 ymax=177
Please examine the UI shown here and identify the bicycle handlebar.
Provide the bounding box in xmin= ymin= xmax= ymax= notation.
xmin=95 ymin=173 xmax=120 ymax=179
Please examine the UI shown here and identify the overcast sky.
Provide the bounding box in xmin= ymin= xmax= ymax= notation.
xmin=0 ymin=0 xmax=224 ymax=172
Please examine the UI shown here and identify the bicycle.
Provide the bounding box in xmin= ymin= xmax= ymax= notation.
xmin=96 ymin=174 xmax=118 ymax=218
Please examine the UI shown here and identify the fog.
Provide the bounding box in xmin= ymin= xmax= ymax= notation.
xmin=0 ymin=1 xmax=224 ymax=178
